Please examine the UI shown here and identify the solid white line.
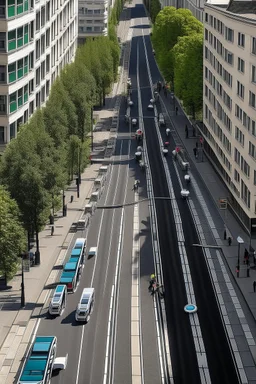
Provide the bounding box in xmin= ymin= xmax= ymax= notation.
xmin=75 ymin=324 xmax=85 ymax=384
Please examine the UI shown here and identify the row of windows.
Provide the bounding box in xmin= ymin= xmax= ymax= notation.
xmin=79 ymin=19 xmax=105 ymax=24
xmin=205 ymin=68 xmax=232 ymax=130
xmin=78 ymin=7 xmax=105 ymax=15
xmin=8 ymin=24 xmax=29 ymax=51
xmin=205 ymin=47 xmax=233 ymax=88
xmin=204 ymin=104 xmax=232 ymax=157
xmin=205 ymin=13 xmax=245 ymax=48
xmin=205 ymin=29 xmax=235 ymax=67
xmin=78 ymin=26 xmax=105 ymax=33
xmin=7 ymin=0 xmax=29 ymax=18
xmin=234 ymin=148 xmax=250 ymax=177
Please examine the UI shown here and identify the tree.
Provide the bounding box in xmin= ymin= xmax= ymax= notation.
xmin=173 ymin=34 xmax=203 ymax=119
xmin=152 ymin=7 xmax=203 ymax=82
xmin=0 ymin=187 xmax=26 ymax=284
xmin=150 ymin=0 xmax=161 ymax=23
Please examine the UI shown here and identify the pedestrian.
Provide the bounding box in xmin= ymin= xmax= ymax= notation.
xmin=185 ymin=125 xmax=188 ymax=138
xmin=193 ymin=147 xmax=198 ymax=158
xmin=192 ymin=126 xmax=196 ymax=137
xmin=228 ymin=236 xmax=232 ymax=246
xmin=51 ymin=225 xmax=54 ymax=236
xmin=224 ymin=229 xmax=227 ymax=240
xmin=175 ymin=106 xmax=178 ymax=115
xmin=253 ymin=281 xmax=256 ymax=292
xmin=148 ymin=276 xmax=156 ymax=292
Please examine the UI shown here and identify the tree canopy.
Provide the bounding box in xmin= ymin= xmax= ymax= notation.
xmin=0 ymin=187 xmax=26 ymax=282
xmin=152 ymin=6 xmax=203 ymax=118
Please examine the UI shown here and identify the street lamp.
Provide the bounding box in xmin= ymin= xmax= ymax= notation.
xmin=62 ymin=189 xmax=66 ymax=217
xmin=237 ymin=236 xmax=244 ymax=278
xmin=20 ymin=252 xmax=26 ymax=308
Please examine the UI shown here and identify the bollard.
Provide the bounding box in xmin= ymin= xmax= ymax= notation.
xmin=247 ymin=267 xmax=250 ymax=278
xmin=224 ymin=229 xmax=227 ymax=240
xmin=70 ymin=195 xmax=74 ymax=203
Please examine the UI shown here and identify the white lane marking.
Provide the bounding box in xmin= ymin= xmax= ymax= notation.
xmin=139 ymin=22 xmax=172 ymax=383
xmin=141 ymin=21 xmax=211 ymax=382
xmin=75 ymin=322 xmax=86 ymax=384
xmin=131 ymin=188 xmax=143 ymax=384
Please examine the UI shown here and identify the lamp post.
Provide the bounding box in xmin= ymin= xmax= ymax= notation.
xmin=91 ymin=104 xmax=94 ymax=152
xmin=62 ymin=189 xmax=66 ymax=217
xmin=237 ymin=236 xmax=244 ymax=278
xmin=20 ymin=252 xmax=26 ymax=308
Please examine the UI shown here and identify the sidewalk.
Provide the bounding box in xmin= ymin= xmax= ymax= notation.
xmin=160 ymin=92 xmax=256 ymax=321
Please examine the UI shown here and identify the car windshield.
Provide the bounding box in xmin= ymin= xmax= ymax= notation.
xmin=81 ymin=297 xmax=89 ymax=305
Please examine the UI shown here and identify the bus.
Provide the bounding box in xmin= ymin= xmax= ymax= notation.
xmin=48 ymin=285 xmax=67 ymax=316
xmin=18 ymin=336 xmax=57 ymax=384
xmin=60 ymin=237 xmax=86 ymax=293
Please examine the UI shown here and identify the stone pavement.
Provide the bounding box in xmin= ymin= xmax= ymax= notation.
xmin=159 ymin=91 xmax=256 ymax=321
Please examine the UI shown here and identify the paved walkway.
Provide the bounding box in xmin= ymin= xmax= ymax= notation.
xmin=160 ymin=91 xmax=256 ymax=321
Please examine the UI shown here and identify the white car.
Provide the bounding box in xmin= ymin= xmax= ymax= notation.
xmin=128 ymin=100 xmax=134 ymax=106
xmin=53 ymin=355 xmax=68 ymax=372
xmin=88 ymin=247 xmax=97 ymax=258
xmin=76 ymin=288 xmax=95 ymax=322
xmin=147 ymin=104 xmax=154 ymax=110
xmin=132 ymin=118 xmax=137 ymax=126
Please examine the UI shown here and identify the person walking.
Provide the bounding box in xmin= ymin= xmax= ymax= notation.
xmin=228 ymin=236 xmax=232 ymax=246
xmin=253 ymin=281 xmax=256 ymax=292
xmin=193 ymin=147 xmax=198 ymax=159
xmin=185 ymin=125 xmax=189 ymax=138
xmin=175 ymin=106 xmax=178 ymax=115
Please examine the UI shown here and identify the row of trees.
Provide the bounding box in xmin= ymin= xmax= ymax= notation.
xmin=151 ymin=7 xmax=203 ymax=119
xmin=0 ymin=12 xmax=122 ymax=279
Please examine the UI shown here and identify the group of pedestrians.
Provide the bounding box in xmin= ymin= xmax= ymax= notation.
xmin=156 ymin=80 xmax=168 ymax=97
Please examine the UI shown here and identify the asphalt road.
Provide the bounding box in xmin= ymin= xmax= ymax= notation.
xmin=35 ymin=9 xmax=161 ymax=384
xmin=134 ymin=5 xmax=240 ymax=384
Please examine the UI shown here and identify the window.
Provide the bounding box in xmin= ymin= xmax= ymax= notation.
xmin=234 ymin=169 xmax=240 ymax=183
xmin=252 ymin=65 xmax=256 ymax=83
xmin=225 ymin=49 xmax=233 ymax=65
xmin=36 ymin=67 xmax=40 ymax=86
xmin=205 ymin=12 xmax=208 ymax=22
xmin=235 ymin=104 xmax=243 ymax=121
xmin=238 ymin=32 xmax=245 ymax=47
xmin=0 ymin=95 xmax=6 ymax=114
xmin=241 ymin=179 xmax=250 ymax=208
xmin=237 ymin=81 xmax=244 ymax=99
xmin=238 ymin=58 xmax=244 ymax=73
xmin=205 ymin=29 xmax=208 ymax=41
xmin=9 ymin=92 xmax=17 ymax=113
xmin=234 ymin=148 xmax=241 ymax=165
xmin=235 ymin=126 xmax=244 ymax=146
xmin=17 ymin=27 xmax=23 ymax=47
xmin=0 ymin=126 xmax=4 ymax=143
xmin=0 ymin=65 xmax=5 ymax=82
xmin=252 ymin=37 xmax=256 ymax=54
xmin=17 ymin=58 xmax=23 ymax=78
xmin=249 ymin=142 xmax=256 ymax=159
xmin=17 ymin=88 xmax=23 ymax=107
xmin=225 ymin=27 xmax=234 ymax=42
xmin=8 ymin=62 xmax=16 ymax=82
xmin=8 ymin=30 xmax=16 ymax=50
xmin=249 ymin=91 xmax=256 ymax=108
xmin=36 ymin=39 xmax=40 ymax=60
xmin=254 ymin=170 xmax=256 ymax=185
xmin=36 ymin=11 xmax=40 ymax=31
xmin=10 ymin=122 xmax=15 ymax=139
xmin=241 ymin=157 xmax=250 ymax=177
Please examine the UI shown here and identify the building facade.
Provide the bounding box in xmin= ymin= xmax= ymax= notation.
xmin=0 ymin=0 xmax=77 ymax=148
xmin=159 ymin=0 xmax=205 ymax=22
xmin=78 ymin=0 xmax=109 ymax=44
xmin=203 ymin=0 xmax=256 ymax=233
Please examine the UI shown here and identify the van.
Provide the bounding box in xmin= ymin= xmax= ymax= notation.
xmin=75 ymin=288 xmax=95 ymax=322
xmin=158 ymin=113 xmax=166 ymax=127
xmin=49 ymin=285 xmax=67 ymax=316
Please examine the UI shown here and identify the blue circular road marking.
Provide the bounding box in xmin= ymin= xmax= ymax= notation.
xmin=184 ymin=304 xmax=197 ymax=313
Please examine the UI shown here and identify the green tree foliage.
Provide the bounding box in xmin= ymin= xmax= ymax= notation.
xmin=152 ymin=7 xmax=203 ymax=82
xmin=0 ymin=187 xmax=26 ymax=282
xmin=173 ymin=34 xmax=203 ymax=118
xmin=149 ymin=0 xmax=161 ymax=24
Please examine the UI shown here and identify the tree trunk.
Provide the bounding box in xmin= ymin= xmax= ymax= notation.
xmin=34 ymin=229 xmax=41 ymax=265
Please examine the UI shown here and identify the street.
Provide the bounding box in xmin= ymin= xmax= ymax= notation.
xmin=25 ymin=2 xmax=256 ymax=384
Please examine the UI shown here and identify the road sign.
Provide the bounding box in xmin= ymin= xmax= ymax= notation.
xmin=219 ymin=198 xmax=228 ymax=210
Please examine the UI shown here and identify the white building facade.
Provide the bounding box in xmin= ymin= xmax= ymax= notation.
xmin=159 ymin=0 xmax=205 ymax=22
xmin=78 ymin=0 xmax=109 ymax=43
xmin=203 ymin=0 xmax=256 ymax=233
xmin=0 ymin=0 xmax=77 ymax=148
